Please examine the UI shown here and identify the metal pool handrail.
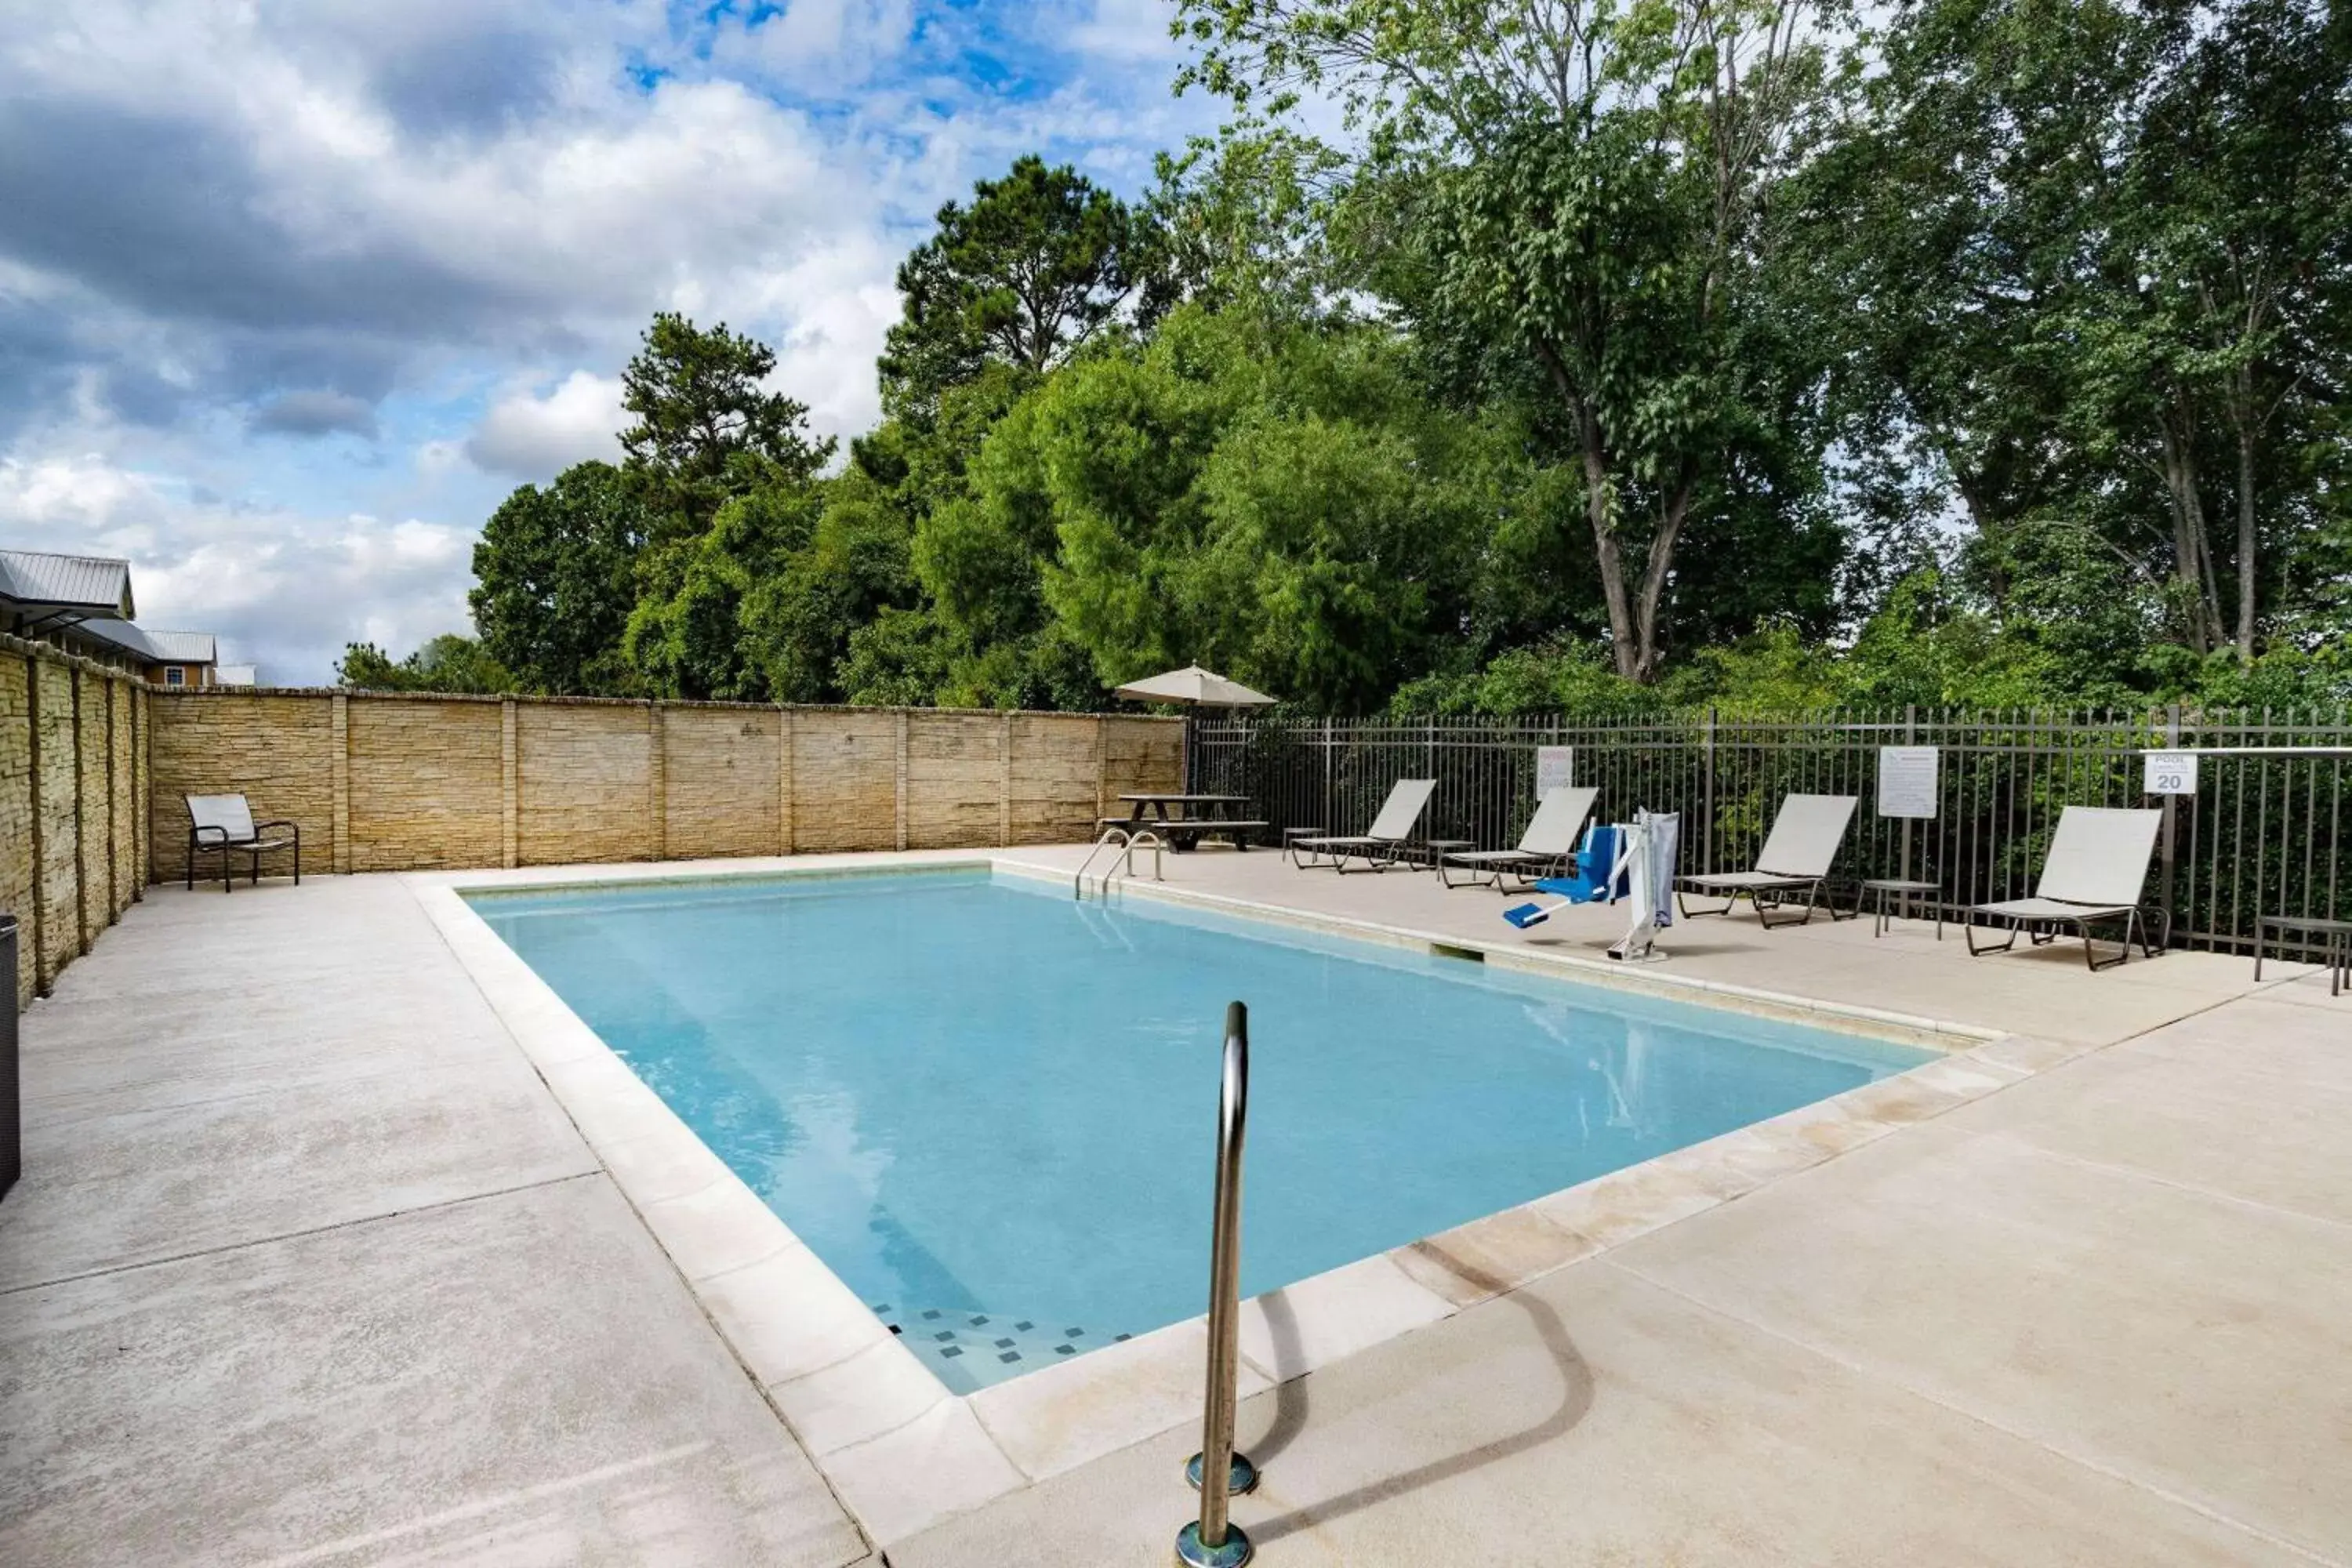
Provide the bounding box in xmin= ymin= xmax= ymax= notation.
xmin=1073 ymin=825 xmax=1164 ymax=899
xmin=1121 ymin=829 xmax=1167 ymax=888
xmin=1178 ymin=1000 xmax=1259 ymax=1567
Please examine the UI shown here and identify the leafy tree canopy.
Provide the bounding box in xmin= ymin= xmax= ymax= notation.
xmin=622 ymin=311 xmax=836 ymax=543
xmin=469 ymin=460 xmax=648 ymax=695
xmin=335 ymin=635 xmax=515 ymax=695
xmin=371 ymin=36 xmax=2349 ymax=722
xmin=880 ymin=156 xmax=1160 ymax=426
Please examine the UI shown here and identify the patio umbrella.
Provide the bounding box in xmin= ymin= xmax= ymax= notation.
xmin=1112 ymin=664 xmax=1278 ymax=708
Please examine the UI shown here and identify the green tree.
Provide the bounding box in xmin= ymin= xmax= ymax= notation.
xmin=469 ymin=460 xmax=648 ymax=695
xmin=918 ymin=306 xmax=1533 ymax=713
xmin=621 ymin=482 xmax=826 ymax=701
xmin=1811 ymin=0 xmax=2350 ymax=675
xmin=879 ymin=157 xmax=1157 ymax=425
xmin=620 ymin=311 xmax=835 ymax=546
xmin=1178 ymin=0 xmax=1851 ymax=683
xmin=2125 ymin=0 xmax=2351 ymax=659
xmin=742 ymin=474 xmax=920 ymax=702
xmin=615 ymin=314 xmax=838 ymax=697
xmin=1144 ymin=126 xmax=1346 ymax=325
xmin=335 ymin=635 xmax=516 ymax=694
xmin=839 ymin=607 xmax=954 ymax=706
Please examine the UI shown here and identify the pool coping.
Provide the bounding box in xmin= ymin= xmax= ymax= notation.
xmin=407 ymin=851 xmax=2078 ymax=1546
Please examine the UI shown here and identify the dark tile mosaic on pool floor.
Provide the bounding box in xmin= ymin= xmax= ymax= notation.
xmin=873 ymin=1303 xmax=1134 ymax=1394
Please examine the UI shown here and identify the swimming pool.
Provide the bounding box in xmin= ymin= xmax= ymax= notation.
xmin=471 ymin=868 xmax=1928 ymax=1393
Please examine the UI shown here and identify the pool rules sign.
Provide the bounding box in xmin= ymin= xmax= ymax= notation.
xmin=1536 ymin=746 xmax=1574 ymax=794
xmin=1876 ymin=746 xmax=1940 ymax=818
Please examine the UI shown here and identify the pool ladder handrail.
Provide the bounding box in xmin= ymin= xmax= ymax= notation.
xmin=1073 ymin=825 xmax=1164 ymax=900
xmin=1178 ymin=1000 xmax=1258 ymax=1566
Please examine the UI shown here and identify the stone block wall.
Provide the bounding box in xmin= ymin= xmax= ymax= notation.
xmin=1103 ymin=716 xmax=1186 ymax=816
xmin=348 ymin=699 xmax=504 ymax=871
xmin=788 ymin=708 xmax=898 ymax=855
xmin=661 ymin=706 xmax=781 ymax=861
xmin=906 ymin=711 xmax=1004 ymax=851
xmin=4 ymin=657 xmax=1178 ymax=1007
xmin=149 ymin=691 xmax=335 ymax=887
xmin=2 ymin=636 xmax=151 ymax=1007
xmin=514 ymin=702 xmax=655 ymax=866
xmin=1008 ymin=713 xmax=1105 ymax=846
xmin=0 ymin=653 xmax=30 ymax=1007
xmin=143 ymin=689 xmax=1182 ymax=883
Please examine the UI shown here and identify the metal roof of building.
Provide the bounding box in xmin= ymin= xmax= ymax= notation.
xmin=0 ymin=548 xmax=136 ymax=617
xmin=75 ymin=619 xmax=218 ymax=666
xmin=71 ymin=619 xmax=161 ymax=659
xmin=140 ymin=630 xmax=219 ymax=663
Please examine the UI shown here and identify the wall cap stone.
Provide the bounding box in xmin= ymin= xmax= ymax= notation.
xmin=154 ymin=685 xmax=1183 ymax=724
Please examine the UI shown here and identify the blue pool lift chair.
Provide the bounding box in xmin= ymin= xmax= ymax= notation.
xmin=1501 ymin=823 xmax=1628 ymax=928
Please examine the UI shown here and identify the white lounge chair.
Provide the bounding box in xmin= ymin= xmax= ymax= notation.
xmin=1439 ymin=786 xmax=1600 ymax=891
xmin=185 ymin=793 xmax=301 ymax=893
xmin=1676 ymin=793 xmax=1858 ymax=927
xmin=1291 ymin=779 xmax=1438 ymax=873
xmin=1966 ymin=806 xmax=2168 ymax=971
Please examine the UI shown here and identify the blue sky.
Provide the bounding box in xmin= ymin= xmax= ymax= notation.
xmin=0 ymin=0 xmax=1217 ymax=681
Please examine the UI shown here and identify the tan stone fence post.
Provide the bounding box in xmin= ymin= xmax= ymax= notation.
xmin=2 ymin=633 xmax=148 ymax=1006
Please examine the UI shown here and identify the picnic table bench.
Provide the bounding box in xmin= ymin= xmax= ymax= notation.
xmin=1100 ymin=793 xmax=1265 ymax=850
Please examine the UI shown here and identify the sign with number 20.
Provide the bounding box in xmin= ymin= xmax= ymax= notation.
xmin=2143 ymin=752 xmax=2199 ymax=796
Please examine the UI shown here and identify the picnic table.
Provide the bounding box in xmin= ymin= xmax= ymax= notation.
xmin=1103 ymin=793 xmax=1264 ymax=851
xmin=1119 ymin=793 xmax=1250 ymax=820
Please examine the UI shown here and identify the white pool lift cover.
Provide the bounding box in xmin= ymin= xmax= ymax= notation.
xmin=1112 ymin=665 xmax=1278 ymax=707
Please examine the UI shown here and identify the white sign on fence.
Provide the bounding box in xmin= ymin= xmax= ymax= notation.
xmin=2144 ymin=752 xmax=2200 ymax=796
xmin=1876 ymin=746 xmax=1940 ymax=818
xmin=1535 ymin=746 xmax=1575 ymax=794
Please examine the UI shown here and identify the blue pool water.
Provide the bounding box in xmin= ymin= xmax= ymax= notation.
xmin=472 ymin=869 xmax=1926 ymax=1392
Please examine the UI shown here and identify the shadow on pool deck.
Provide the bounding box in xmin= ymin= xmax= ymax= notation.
xmin=1245 ymin=1245 xmax=1596 ymax=1549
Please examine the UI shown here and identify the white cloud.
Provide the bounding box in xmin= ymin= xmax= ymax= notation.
xmin=0 ymin=0 xmax=1223 ymax=676
xmin=0 ymin=452 xmax=157 ymax=539
xmin=1069 ymin=0 xmax=1185 ymax=63
xmin=741 ymin=235 xmax=908 ymax=441
xmin=0 ymin=451 xmax=476 ymax=681
xmin=704 ymin=0 xmax=918 ymax=93
xmin=464 ymin=372 xmax=626 ymax=478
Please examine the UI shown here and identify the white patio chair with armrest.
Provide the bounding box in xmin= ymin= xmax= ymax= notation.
xmin=1675 ymin=793 xmax=1859 ymax=928
xmin=185 ymin=793 xmax=300 ymax=893
xmin=1965 ymin=806 xmax=2169 ymax=971
xmin=1290 ymin=779 xmax=1438 ymax=873
xmin=1439 ymin=786 xmax=1600 ymax=891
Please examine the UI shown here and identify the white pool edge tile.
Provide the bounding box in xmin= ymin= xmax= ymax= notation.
xmin=407 ymin=852 xmax=2074 ymax=1546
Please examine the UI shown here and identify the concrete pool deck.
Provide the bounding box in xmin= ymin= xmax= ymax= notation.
xmin=3 ymin=848 xmax=2347 ymax=1564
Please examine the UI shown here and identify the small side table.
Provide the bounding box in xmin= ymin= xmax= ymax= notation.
xmin=1280 ymin=826 xmax=1323 ymax=866
xmin=2255 ymin=915 xmax=2352 ymax=997
xmin=1420 ymin=838 xmax=1473 ymax=872
xmin=1858 ymin=878 xmax=1942 ymax=939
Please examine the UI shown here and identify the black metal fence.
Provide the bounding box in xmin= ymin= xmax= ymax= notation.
xmin=1188 ymin=708 xmax=2352 ymax=953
